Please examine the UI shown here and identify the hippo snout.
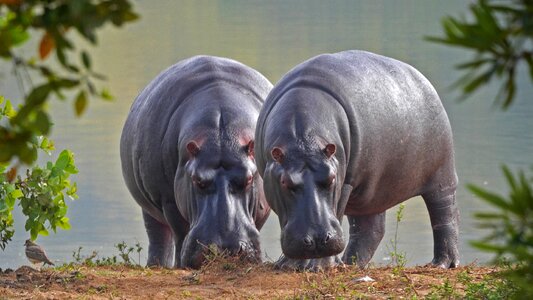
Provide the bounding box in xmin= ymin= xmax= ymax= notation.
xmin=182 ymin=240 xmax=260 ymax=269
xmin=180 ymin=225 xmax=262 ymax=269
xmin=281 ymin=221 xmax=345 ymax=259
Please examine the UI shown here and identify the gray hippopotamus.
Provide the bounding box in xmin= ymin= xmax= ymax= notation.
xmin=255 ymin=50 xmax=459 ymax=271
xmin=120 ymin=56 xmax=272 ymax=269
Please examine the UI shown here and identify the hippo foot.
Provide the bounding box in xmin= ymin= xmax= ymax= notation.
xmin=428 ymin=224 xmax=459 ymax=269
xmin=274 ymin=255 xmax=343 ymax=272
xmin=427 ymin=254 xmax=459 ymax=269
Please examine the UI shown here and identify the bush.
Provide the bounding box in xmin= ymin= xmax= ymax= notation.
xmin=468 ymin=165 xmax=533 ymax=298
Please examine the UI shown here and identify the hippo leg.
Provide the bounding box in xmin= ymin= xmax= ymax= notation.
xmin=162 ymin=202 xmax=189 ymax=268
xmin=422 ymin=187 xmax=459 ymax=268
xmin=143 ymin=210 xmax=174 ymax=268
xmin=342 ymin=212 xmax=386 ymax=268
xmin=274 ymin=255 xmax=343 ymax=272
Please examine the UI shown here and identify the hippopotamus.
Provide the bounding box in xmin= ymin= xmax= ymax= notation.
xmin=255 ymin=50 xmax=459 ymax=271
xmin=120 ymin=56 xmax=272 ymax=269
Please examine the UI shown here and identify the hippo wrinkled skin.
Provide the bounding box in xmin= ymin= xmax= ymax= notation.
xmin=121 ymin=56 xmax=272 ymax=269
xmin=255 ymin=50 xmax=459 ymax=271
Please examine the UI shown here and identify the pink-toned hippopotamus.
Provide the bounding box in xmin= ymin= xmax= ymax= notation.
xmin=255 ymin=50 xmax=459 ymax=271
xmin=121 ymin=56 xmax=272 ymax=269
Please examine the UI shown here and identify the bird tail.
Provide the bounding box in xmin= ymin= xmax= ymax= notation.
xmin=45 ymin=259 xmax=55 ymax=266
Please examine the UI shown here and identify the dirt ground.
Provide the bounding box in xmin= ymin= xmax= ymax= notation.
xmin=0 ymin=261 xmax=500 ymax=299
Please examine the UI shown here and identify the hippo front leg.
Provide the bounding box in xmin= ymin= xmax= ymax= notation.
xmin=143 ymin=210 xmax=174 ymax=268
xmin=274 ymin=255 xmax=343 ymax=272
xmin=422 ymin=187 xmax=459 ymax=268
xmin=162 ymin=202 xmax=189 ymax=268
xmin=342 ymin=212 xmax=385 ymax=268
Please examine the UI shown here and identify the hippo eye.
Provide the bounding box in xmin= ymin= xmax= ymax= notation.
xmin=192 ymin=175 xmax=210 ymax=190
xmin=319 ymin=174 xmax=336 ymax=189
xmin=230 ymin=175 xmax=253 ymax=193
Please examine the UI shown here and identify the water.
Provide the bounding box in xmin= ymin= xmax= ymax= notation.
xmin=1 ymin=0 xmax=532 ymax=269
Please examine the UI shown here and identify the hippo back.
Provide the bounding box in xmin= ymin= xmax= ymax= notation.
xmin=256 ymin=50 xmax=455 ymax=214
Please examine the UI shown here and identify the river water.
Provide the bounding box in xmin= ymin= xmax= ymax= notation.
xmin=1 ymin=0 xmax=532 ymax=269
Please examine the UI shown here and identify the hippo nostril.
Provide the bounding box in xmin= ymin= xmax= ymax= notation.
xmin=238 ymin=241 xmax=249 ymax=254
xmin=303 ymin=236 xmax=314 ymax=248
xmin=324 ymin=232 xmax=332 ymax=244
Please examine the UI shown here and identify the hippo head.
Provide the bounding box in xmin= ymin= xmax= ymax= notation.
xmin=176 ymin=138 xmax=269 ymax=269
xmin=263 ymin=141 xmax=346 ymax=259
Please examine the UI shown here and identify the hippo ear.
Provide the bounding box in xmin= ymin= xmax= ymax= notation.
xmin=246 ymin=140 xmax=255 ymax=158
xmin=271 ymin=147 xmax=284 ymax=163
xmin=186 ymin=141 xmax=200 ymax=157
xmin=324 ymin=144 xmax=336 ymax=158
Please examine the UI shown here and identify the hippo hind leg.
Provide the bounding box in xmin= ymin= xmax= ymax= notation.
xmin=342 ymin=212 xmax=386 ymax=268
xmin=143 ymin=210 xmax=174 ymax=268
xmin=422 ymin=185 xmax=460 ymax=268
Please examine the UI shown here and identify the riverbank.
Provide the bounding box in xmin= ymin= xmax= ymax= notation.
xmin=0 ymin=260 xmax=507 ymax=299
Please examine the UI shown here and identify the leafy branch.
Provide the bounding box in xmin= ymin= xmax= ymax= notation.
xmin=426 ymin=0 xmax=533 ymax=109
xmin=0 ymin=0 xmax=138 ymax=248
xmin=1 ymin=97 xmax=79 ymax=250
xmin=0 ymin=0 xmax=138 ymax=164
xmin=467 ymin=166 xmax=533 ymax=297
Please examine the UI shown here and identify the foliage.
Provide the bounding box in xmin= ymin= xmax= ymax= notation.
xmin=66 ymin=241 xmax=143 ymax=268
xmin=467 ymin=166 xmax=533 ymax=298
xmin=0 ymin=0 xmax=138 ymax=248
xmin=427 ymin=0 xmax=533 ymax=109
xmin=429 ymin=1 xmax=533 ymax=298
xmin=426 ymin=278 xmax=460 ymax=300
xmin=0 ymin=0 xmax=138 ymax=164
xmin=115 ymin=240 xmax=143 ymax=266
xmin=0 ymin=97 xmax=78 ymax=249
xmin=426 ymin=268 xmax=517 ymax=300
xmin=387 ymin=203 xmax=407 ymax=273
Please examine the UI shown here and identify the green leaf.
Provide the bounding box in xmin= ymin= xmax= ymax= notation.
xmin=90 ymin=71 xmax=107 ymax=80
xmin=501 ymin=71 xmax=515 ymax=110
xmin=0 ymin=201 xmax=7 ymax=212
xmin=55 ymin=78 xmax=79 ymax=89
xmin=38 ymin=227 xmax=49 ymax=236
xmin=40 ymin=137 xmax=55 ymax=153
xmin=4 ymin=100 xmax=16 ymax=118
xmin=470 ymin=240 xmax=507 ymax=253
xmin=74 ymin=90 xmax=88 ymax=117
xmin=100 ymin=88 xmax=114 ymax=101
xmin=525 ymin=53 xmax=533 ymax=80
xmin=9 ymin=189 xmax=23 ymax=199
xmin=81 ymin=51 xmax=91 ymax=70
xmin=502 ymin=165 xmax=517 ymax=191
xmin=463 ymin=69 xmax=494 ymax=94
xmin=55 ymin=150 xmax=70 ymax=171
xmin=473 ymin=212 xmax=504 ymax=220
xmin=455 ymin=58 xmax=492 ymax=70
xmin=67 ymin=182 xmax=78 ymax=197
xmin=467 ymin=184 xmax=515 ymax=212
xmin=57 ymin=217 xmax=71 ymax=230
xmin=33 ymin=111 xmax=51 ymax=135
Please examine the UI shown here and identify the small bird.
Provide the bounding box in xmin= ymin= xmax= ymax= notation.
xmin=24 ymin=239 xmax=54 ymax=268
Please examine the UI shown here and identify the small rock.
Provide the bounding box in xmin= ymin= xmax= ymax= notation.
xmin=353 ymin=275 xmax=375 ymax=282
